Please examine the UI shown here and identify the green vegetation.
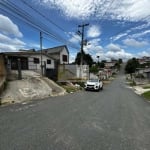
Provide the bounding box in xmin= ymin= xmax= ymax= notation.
xmin=74 ymin=51 xmax=93 ymax=67
xmin=89 ymin=65 xmax=99 ymax=74
xmin=142 ymin=91 xmax=150 ymax=100
xmin=143 ymin=86 xmax=150 ymax=89
xmin=59 ymin=81 xmax=84 ymax=93
xmin=125 ymin=58 xmax=140 ymax=77
xmin=129 ymin=80 xmax=136 ymax=86
xmin=62 ymin=85 xmax=80 ymax=93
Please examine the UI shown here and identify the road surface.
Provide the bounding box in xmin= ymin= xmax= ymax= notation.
xmin=0 ymin=72 xmax=150 ymax=150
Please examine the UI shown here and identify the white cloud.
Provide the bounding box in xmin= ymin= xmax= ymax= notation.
xmin=39 ymin=0 xmax=150 ymax=21
xmin=106 ymin=43 xmax=122 ymax=52
xmin=0 ymin=33 xmax=25 ymax=46
xmin=0 ymin=14 xmax=25 ymax=52
xmin=111 ymin=33 xmax=128 ymax=41
xmin=84 ymin=38 xmax=103 ymax=53
xmin=108 ymin=0 xmax=150 ymax=21
xmin=105 ymin=49 xmax=133 ymax=60
xmin=94 ymin=43 xmax=133 ymax=61
xmin=137 ymin=50 xmax=150 ymax=58
xmin=92 ymin=49 xmax=133 ymax=62
xmin=0 ymin=14 xmax=23 ymax=38
xmin=84 ymin=42 xmax=133 ymax=61
xmin=40 ymin=0 xmax=96 ymax=19
xmin=69 ymin=52 xmax=77 ymax=63
xmin=123 ymin=38 xmax=149 ymax=48
xmin=87 ymin=25 xmax=101 ymax=38
xmin=69 ymin=32 xmax=81 ymax=44
xmin=131 ymin=30 xmax=150 ymax=38
xmin=0 ymin=43 xmax=21 ymax=52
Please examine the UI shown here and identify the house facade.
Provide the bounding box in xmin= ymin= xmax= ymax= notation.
xmin=104 ymin=62 xmax=116 ymax=69
xmin=1 ymin=52 xmax=55 ymax=75
xmin=42 ymin=45 xmax=69 ymax=64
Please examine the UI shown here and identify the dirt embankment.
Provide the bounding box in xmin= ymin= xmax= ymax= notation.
xmin=1 ymin=71 xmax=66 ymax=105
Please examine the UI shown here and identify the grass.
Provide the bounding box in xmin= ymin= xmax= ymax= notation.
xmin=62 ymin=85 xmax=80 ymax=93
xmin=143 ymin=86 xmax=150 ymax=89
xmin=142 ymin=91 xmax=150 ymax=101
xmin=129 ymin=81 xmax=136 ymax=86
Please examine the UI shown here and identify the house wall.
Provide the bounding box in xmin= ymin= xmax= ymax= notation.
xmin=28 ymin=55 xmax=55 ymax=70
xmin=0 ymin=55 xmax=6 ymax=76
xmin=0 ymin=55 xmax=6 ymax=97
xmin=49 ymin=53 xmax=60 ymax=61
xmin=60 ymin=48 xmax=69 ymax=64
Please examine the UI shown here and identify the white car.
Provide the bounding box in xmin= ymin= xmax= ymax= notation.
xmin=84 ymin=79 xmax=103 ymax=91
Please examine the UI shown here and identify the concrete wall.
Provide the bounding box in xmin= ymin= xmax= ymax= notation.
xmin=0 ymin=55 xmax=6 ymax=99
xmin=0 ymin=55 xmax=6 ymax=76
xmin=58 ymin=64 xmax=89 ymax=82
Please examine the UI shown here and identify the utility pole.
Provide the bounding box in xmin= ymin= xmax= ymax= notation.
xmin=77 ymin=23 xmax=89 ymax=78
xmin=40 ymin=31 xmax=43 ymax=76
xmin=97 ymin=56 xmax=100 ymax=64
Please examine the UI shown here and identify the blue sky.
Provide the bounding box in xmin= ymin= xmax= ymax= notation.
xmin=0 ymin=0 xmax=150 ymax=62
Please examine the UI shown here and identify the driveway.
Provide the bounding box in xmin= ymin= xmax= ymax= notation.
xmin=0 ymin=73 xmax=150 ymax=150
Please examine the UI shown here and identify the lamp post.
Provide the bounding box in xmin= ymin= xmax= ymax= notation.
xmin=97 ymin=56 xmax=100 ymax=64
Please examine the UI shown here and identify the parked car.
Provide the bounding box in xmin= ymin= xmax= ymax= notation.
xmin=84 ymin=79 xmax=103 ymax=91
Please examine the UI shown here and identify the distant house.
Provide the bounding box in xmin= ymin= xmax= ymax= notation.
xmin=104 ymin=62 xmax=116 ymax=69
xmin=136 ymin=68 xmax=150 ymax=80
xmin=137 ymin=56 xmax=150 ymax=65
xmin=42 ymin=45 xmax=69 ymax=64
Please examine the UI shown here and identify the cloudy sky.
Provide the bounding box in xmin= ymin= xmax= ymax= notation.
xmin=0 ymin=0 xmax=150 ymax=62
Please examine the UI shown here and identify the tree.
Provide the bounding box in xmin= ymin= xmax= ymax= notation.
xmin=99 ymin=62 xmax=105 ymax=68
xmin=75 ymin=52 xmax=93 ymax=67
xmin=89 ymin=65 xmax=99 ymax=74
xmin=125 ymin=58 xmax=139 ymax=77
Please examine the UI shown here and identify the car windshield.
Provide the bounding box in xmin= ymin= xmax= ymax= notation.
xmin=88 ymin=79 xmax=99 ymax=82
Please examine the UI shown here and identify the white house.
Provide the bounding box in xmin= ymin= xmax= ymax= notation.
xmin=42 ymin=45 xmax=69 ymax=64
xmin=2 ymin=52 xmax=55 ymax=73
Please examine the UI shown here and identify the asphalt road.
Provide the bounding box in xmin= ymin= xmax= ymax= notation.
xmin=0 ymin=72 xmax=150 ymax=150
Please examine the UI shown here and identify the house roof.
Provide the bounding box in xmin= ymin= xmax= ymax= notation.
xmin=0 ymin=52 xmax=55 ymax=60
xmin=42 ymin=45 xmax=69 ymax=54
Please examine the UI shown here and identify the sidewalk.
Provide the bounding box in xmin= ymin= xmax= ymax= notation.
xmin=133 ymin=86 xmax=150 ymax=95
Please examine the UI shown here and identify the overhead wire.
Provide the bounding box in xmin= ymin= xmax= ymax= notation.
xmin=21 ymin=0 xmax=67 ymax=33
xmin=0 ymin=0 xmax=79 ymax=49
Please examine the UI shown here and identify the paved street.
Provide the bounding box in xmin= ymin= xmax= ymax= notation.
xmin=1 ymin=73 xmax=150 ymax=150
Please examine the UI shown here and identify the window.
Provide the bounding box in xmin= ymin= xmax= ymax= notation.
xmin=34 ymin=58 xmax=39 ymax=64
xmin=62 ymin=55 xmax=68 ymax=62
xmin=47 ymin=59 xmax=51 ymax=64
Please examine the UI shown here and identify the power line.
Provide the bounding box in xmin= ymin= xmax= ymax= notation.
xmin=21 ymin=0 xmax=67 ymax=33
xmin=0 ymin=0 xmax=79 ymax=49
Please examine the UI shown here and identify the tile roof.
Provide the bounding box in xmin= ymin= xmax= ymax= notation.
xmin=42 ymin=45 xmax=69 ymax=54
